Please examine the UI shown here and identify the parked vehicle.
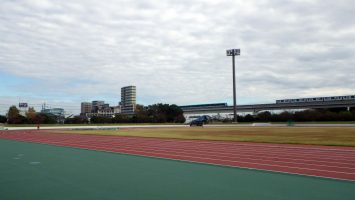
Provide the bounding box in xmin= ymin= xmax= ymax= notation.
xmin=189 ymin=115 xmax=210 ymax=126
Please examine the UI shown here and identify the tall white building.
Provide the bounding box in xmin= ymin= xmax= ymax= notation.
xmin=121 ymin=86 xmax=136 ymax=114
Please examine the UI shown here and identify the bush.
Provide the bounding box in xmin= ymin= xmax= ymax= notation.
xmin=90 ymin=116 xmax=111 ymax=123
xmin=65 ymin=116 xmax=89 ymax=124
xmin=256 ymin=111 xmax=272 ymax=122
xmin=0 ymin=115 xmax=7 ymax=123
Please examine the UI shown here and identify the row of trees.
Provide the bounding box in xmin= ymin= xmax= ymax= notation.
xmin=2 ymin=103 xmax=186 ymax=124
xmin=2 ymin=105 xmax=354 ymax=124
xmin=71 ymin=104 xmax=186 ymax=124
xmin=3 ymin=106 xmax=57 ymax=124
xmin=218 ymin=109 xmax=355 ymax=123
xmin=0 ymin=115 xmax=7 ymax=123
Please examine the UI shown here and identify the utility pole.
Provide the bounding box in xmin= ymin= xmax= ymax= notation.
xmin=226 ymin=49 xmax=240 ymax=122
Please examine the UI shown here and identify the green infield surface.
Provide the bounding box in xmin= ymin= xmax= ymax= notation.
xmin=0 ymin=139 xmax=354 ymax=200
xmin=64 ymin=126 xmax=355 ymax=146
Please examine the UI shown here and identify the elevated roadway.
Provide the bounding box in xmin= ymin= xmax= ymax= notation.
xmin=182 ymin=100 xmax=355 ymax=115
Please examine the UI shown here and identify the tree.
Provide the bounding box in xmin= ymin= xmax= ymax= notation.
xmin=243 ymin=114 xmax=255 ymax=122
xmin=34 ymin=113 xmax=57 ymax=124
xmin=145 ymin=104 xmax=185 ymax=123
xmin=276 ymin=111 xmax=294 ymax=122
xmin=167 ymin=104 xmax=185 ymax=123
xmin=0 ymin=115 xmax=7 ymax=123
xmin=26 ymin=107 xmax=37 ymax=124
xmin=294 ymin=110 xmax=322 ymax=121
xmin=135 ymin=104 xmax=151 ymax=123
xmin=90 ymin=116 xmax=112 ymax=123
xmin=256 ymin=111 xmax=272 ymax=122
xmin=338 ymin=111 xmax=353 ymax=121
xmin=7 ymin=106 xmax=25 ymax=124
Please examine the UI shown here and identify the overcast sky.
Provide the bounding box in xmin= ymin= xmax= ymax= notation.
xmin=1 ymin=0 xmax=355 ymax=115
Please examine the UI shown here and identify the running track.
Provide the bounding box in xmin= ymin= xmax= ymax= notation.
xmin=1 ymin=130 xmax=355 ymax=181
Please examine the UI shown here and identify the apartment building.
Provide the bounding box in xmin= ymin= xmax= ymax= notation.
xmin=121 ymin=86 xmax=136 ymax=114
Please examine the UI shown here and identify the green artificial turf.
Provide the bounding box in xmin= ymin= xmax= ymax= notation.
xmin=0 ymin=139 xmax=354 ymax=200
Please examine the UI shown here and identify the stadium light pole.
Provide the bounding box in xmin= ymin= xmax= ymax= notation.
xmin=226 ymin=49 xmax=240 ymax=122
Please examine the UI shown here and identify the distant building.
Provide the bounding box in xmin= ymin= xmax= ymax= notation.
xmin=41 ymin=108 xmax=65 ymax=116
xmin=91 ymin=100 xmax=105 ymax=113
xmin=41 ymin=108 xmax=65 ymax=123
xmin=81 ymin=102 xmax=92 ymax=114
xmin=80 ymin=101 xmax=121 ymax=118
xmin=96 ymin=110 xmax=114 ymax=117
xmin=121 ymin=86 xmax=136 ymax=114
xmin=80 ymin=85 xmax=136 ymax=118
xmin=113 ymin=105 xmax=121 ymax=114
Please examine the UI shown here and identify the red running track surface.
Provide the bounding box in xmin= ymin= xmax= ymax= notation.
xmin=1 ymin=130 xmax=355 ymax=181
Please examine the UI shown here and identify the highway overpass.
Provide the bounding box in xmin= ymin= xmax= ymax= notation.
xmin=181 ymin=100 xmax=355 ymax=116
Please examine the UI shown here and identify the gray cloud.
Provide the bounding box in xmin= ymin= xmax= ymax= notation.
xmin=1 ymin=0 xmax=355 ymax=114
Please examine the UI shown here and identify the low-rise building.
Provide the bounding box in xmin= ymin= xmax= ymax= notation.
xmin=81 ymin=101 xmax=121 ymax=118
xmin=41 ymin=108 xmax=65 ymax=123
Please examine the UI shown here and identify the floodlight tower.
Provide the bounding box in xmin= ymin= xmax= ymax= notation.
xmin=226 ymin=49 xmax=240 ymax=122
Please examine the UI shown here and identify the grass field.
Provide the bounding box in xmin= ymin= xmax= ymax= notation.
xmin=61 ymin=126 xmax=355 ymax=147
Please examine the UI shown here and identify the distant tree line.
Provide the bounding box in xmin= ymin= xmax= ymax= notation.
xmin=1 ymin=103 xmax=185 ymax=124
xmin=3 ymin=106 xmax=57 ymax=124
xmin=2 ymin=105 xmax=354 ymax=124
xmin=218 ymin=108 xmax=355 ymax=123
xmin=87 ymin=104 xmax=185 ymax=124
xmin=0 ymin=115 xmax=7 ymax=123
